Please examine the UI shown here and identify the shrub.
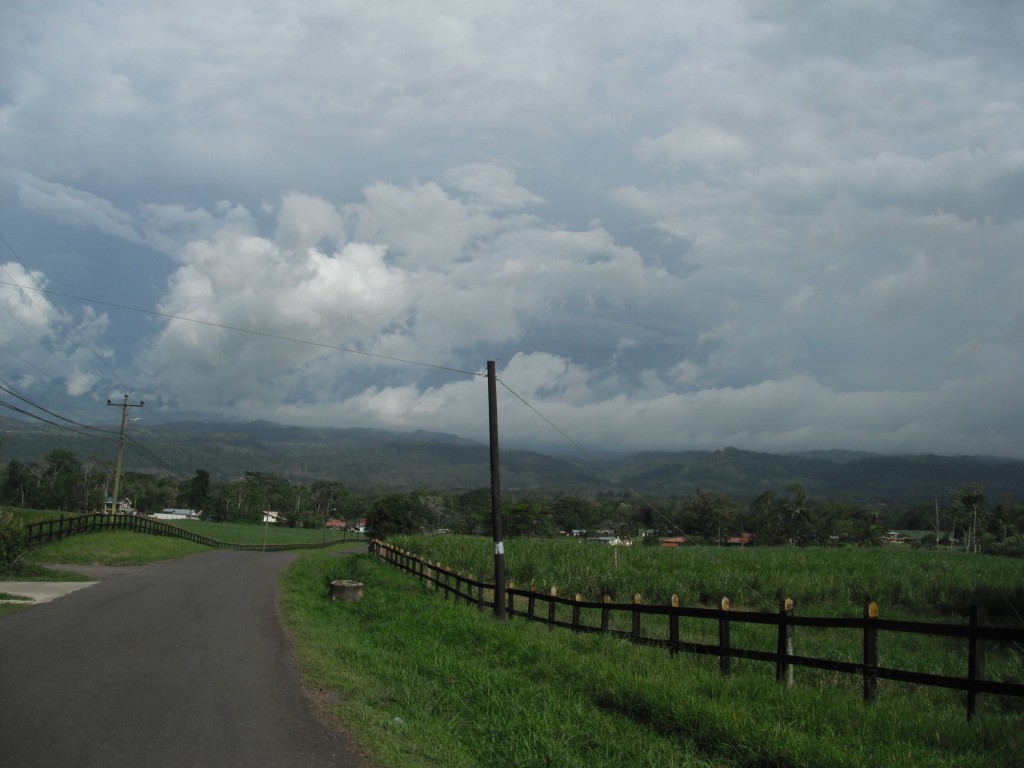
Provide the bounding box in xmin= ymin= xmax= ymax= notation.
xmin=0 ymin=511 xmax=27 ymax=576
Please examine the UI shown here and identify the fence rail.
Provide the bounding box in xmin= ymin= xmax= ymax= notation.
xmin=23 ymin=513 xmax=351 ymax=552
xmin=371 ymin=540 xmax=1024 ymax=720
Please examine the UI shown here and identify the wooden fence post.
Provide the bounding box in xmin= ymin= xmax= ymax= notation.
xmin=528 ymin=586 xmax=537 ymax=620
xmin=507 ymin=582 xmax=515 ymax=618
xmin=631 ymin=594 xmax=642 ymax=644
xmin=548 ymin=586 xmax=558 ymax=629
xmin=863 ymin=600 xmax=878 ymax=704
xmin=573 ymin=594 xmax=582 ymax=632
xmin=669 ymin=595 xmax=680 ymax=656
xmin=776 ymin=597 xmax=794 ymax=687
xmin=601 ymin=595 xmax=611 ymax=633
xmin=720 ymin=597 xmax=731 ymax=677
xmin=968 ymin=605 xmax=987 ymax=720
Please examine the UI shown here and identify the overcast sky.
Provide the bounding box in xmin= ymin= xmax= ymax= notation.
xmin=2 ymin=1 xmax=1023 ymax=459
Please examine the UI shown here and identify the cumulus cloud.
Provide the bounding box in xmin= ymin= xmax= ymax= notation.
xmin=3 ymin=1 xmax=1024 ymax=457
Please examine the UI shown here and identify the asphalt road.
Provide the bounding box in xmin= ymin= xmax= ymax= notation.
xmin=0 ymin=550 xmax=365 ymax=768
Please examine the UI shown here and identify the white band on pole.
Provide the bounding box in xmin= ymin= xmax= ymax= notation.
xmin=495 ymin=541 xmax=504 ymax=555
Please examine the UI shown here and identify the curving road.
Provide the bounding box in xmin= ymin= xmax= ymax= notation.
xmin=0 ymin=550 xmax=365 ymax=768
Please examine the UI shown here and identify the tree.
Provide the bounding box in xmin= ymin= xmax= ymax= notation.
xmin=3 ymin=460 xmax=32 ymax=507
xmin=950 ymin=483 xmax=986 ymax=554
xmin=40 ymin=450 xmax=84 ymax=512
xmin=367 ymin=493 xmax=427 ymax=539
xmin=683 ymin=490 xmax=737 ymax=542
xmin=185 ymin=469 xmax=211 ymax=511
xmin=546 ymin=496 xmax=585 ymax=533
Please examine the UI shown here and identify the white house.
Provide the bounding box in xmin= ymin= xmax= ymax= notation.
xmin=151 ymin=508 xmax=200 ymax=520
xmin=262 ymin=510 xmax=287 ymax=524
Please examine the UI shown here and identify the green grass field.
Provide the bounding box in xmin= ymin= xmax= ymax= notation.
xmin=389 ymin=535 xmax=1024 ymax=619
xmin=280 ymin=549 xmax=1024 ymax=768
xmin=5 ymin=508 xmax=357 ymax=576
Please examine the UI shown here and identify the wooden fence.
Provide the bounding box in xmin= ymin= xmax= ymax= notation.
xmin=23 ymin=512 xmax=352 ymax=552
xmin=371 ymin=540 xmax=1024 ymax=720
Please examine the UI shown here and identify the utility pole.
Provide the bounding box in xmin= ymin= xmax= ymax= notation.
xmin=107 ymin=395 xmax=143 ymax=514
xmin=487 ymin=361 xmax=507 ymax=619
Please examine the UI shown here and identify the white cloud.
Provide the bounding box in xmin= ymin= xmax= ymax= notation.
xmin=3 ymin=1 xmax=1024 ymax=458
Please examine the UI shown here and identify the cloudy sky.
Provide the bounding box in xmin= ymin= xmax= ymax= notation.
xmin=2 ymin=1 xmax=1023 ymax=459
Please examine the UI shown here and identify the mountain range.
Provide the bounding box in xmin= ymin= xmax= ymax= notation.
xmin=2 ymin=417 xmax=1022 ymax=507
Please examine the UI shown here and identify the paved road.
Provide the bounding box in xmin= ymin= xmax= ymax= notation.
xmin=0 ymin=551 xmax=365 ymax=768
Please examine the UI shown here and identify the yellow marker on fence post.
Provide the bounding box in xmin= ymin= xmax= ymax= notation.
xmin=669 ymin=594 xmax=680 ymax=655
xmin=864 ymin=599 xmax=879 ymax=704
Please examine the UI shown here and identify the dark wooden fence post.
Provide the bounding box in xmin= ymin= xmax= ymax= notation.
xmin=507 ymin=582 xmax=516 ymax=618
xmin=968 ymin=605 xmax=987 ymax=720
xmin=719 ymin=597 xmax=732 ymax=677
xmin=527 ymin=586 xmax=537 ymax=620
xmin=776 ymin=597 xmax=794 ymax=686
xmin=669 ymin=594 xmax=680 ymax=656
xmin=548 ymin=586 xmax=558 ymax=630
xmin=631 ymin=594 xmax=642 ymax=644
xmin=863 ymin=600 xmax=878 ymax=704
xmin=601 ymin=595 xmax=611 ymax=633
xmin=572 ymin=594 xmax=582 ymax=632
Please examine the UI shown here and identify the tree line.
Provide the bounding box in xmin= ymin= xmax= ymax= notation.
xmin=3 ymin=447 xmax=1023 ymax=555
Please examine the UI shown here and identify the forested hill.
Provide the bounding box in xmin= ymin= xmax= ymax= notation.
xmin=2 ymin=417 xmax=1022 ymax=506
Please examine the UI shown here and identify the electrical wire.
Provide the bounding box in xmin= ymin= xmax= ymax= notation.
xmin=496 ymin=376 xmax=687 ymax=538
xmin=0 ymin=235 xmax=135 ymax=396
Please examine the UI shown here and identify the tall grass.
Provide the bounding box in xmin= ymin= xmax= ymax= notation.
xmin=280 ymin=550 xmax=1024 ymax=768
xmin=391 ymin=535 xmax=1024 ymax=620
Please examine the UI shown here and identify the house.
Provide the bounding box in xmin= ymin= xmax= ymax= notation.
xmin=262 ymin=510 xmax=287 ymax=524
xmin=106 ymin=497 xmax=135 ymax=515
xmin=726 ymin=533 xmax=755 ymax=546
xmin=325 ymin=518 xmax=347 ymax=530
xmin=151 ymin=508 xmax=200 ymax=520
xmin=660 ymin=536 xmax=688 ymax=548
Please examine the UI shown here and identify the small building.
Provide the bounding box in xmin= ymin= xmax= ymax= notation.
xmin=263 ymin=510 xmax=287 ymax=524
xmin=660 ymin=536 xmax=688 ymax=548
xmin=105 ymin=497 xmax=135 ymax=515
xmin=325 ymin=518 xmax=347 ymax=530
xmin=151 ymin=508 xmax=200 ymax=520
xmin=726 ymin=533 xmax=755 ymax=546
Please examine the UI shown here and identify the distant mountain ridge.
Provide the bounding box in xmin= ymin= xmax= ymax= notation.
xmin=2 ymin=417 xmax=1022 ymax=506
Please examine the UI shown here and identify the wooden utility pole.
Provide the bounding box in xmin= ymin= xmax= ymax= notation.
xmin=487 ymin=361 xmax=507 ymax=619
xmin=107 ymin=395 xmax=143 ymax=514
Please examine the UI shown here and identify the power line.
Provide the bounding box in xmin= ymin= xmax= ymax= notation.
xmin=0 ymin=235 xmax=135 ymax=396
xmin=0 ymin=378 xmax=117 ymax=437
xmin=496 ymin=376 xmax=686 ymax=537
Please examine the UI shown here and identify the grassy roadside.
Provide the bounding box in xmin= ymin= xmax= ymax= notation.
xmin=279 ymin=550 xmax=1024 ymax=768
xmin=6 ymin=509 xmax=357 ymax=579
